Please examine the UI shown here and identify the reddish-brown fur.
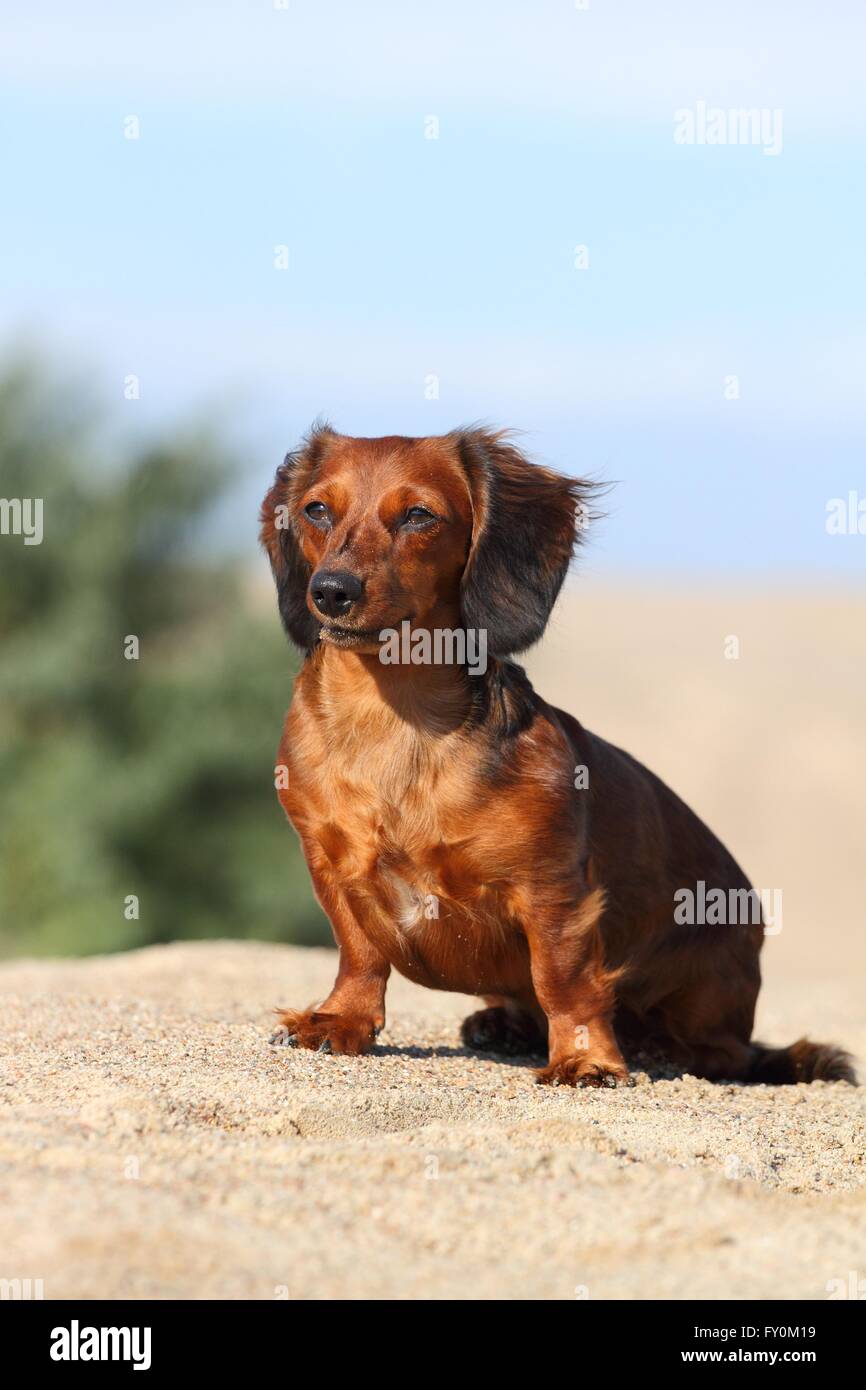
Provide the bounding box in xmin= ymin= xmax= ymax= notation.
xmin=260 ymin=426 xmax=855 ymax=1088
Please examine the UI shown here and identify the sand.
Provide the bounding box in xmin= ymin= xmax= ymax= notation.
xmin=2 ymin=583 xmax=864 ymax=1299
xmin=1 ymin=939 xmax=864 ymax=1301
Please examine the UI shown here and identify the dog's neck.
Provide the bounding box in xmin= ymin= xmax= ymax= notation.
xmin=311 ymin=644 xmax=474 ymax=738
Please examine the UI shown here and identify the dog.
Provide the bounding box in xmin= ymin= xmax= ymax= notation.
xmin=260 ymin=425 xmax=855 ymax=1087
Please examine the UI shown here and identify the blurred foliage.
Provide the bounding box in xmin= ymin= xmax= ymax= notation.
xmin=0 ymin=358 xmax=328 ymax=957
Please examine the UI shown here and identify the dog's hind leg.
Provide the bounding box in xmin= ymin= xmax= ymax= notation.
xmin=461 ymin=997 xmax=547 ymax=1057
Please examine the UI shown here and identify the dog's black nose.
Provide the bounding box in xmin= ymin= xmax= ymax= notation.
xmin=310 ymin=569 xmax=364 ymax=618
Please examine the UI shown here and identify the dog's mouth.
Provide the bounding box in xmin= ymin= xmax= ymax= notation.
xmin=319 ymin=616 xmax=412 ymax=649
xmin=319 ymin=623 xmax=383 ymax=647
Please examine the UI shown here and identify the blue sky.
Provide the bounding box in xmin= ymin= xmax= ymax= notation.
xmin=2 ymin=0 xmax=865 ymax=575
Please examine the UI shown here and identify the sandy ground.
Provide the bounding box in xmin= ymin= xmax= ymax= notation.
xmin=2 ymin=584 xmax=864 ymax=1299
xmin=1 ymin=939 xmax=864 ymax=1301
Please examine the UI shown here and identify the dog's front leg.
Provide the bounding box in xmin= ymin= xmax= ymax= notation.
xmin=526 ymin=889 xmax=629 ymax=1088
xmin=271 ymin=858 xmax=390 ymax=1056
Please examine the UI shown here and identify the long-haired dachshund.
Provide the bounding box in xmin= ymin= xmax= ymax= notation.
xmin=260 ymin=426 xmax=854 ymax=1087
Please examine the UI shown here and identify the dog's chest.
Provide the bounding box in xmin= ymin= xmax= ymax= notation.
xmin=316 ymin=773 xmax=484 ymax=920
xmin=307 ymin=744 xmax=515 ymax=941
xmin=285 ymin=698 xmax=533 ymax=993
xmin=360 ymin=819 xmax=525 ymax=993
xmin=284 ymin=689 xmax=530 ymax=984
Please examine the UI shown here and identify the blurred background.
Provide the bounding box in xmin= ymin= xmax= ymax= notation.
xmin=1 ymin=2 xmax=863 ymax=970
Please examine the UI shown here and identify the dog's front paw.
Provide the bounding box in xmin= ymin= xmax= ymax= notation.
xmin=536 ymin=1055 xmax=632 ymax=1089
xmin=269 ymin=1009 xmax=380 ymax=1056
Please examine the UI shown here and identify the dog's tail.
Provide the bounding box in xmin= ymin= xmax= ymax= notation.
xmin=747 ymin=1037 xmax=857 ymax=1085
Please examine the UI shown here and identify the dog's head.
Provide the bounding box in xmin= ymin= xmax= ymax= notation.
xmin=260 ymin=425 xmax=600 ymax=658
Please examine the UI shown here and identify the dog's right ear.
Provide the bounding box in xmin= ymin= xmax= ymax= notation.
xmin=259 ymin=425 xmax=335 ymax=651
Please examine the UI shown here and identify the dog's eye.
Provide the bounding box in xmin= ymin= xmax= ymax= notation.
xmin=403 ymin=505 xmax=436 ymax=527
xmin=304 ymin=501 xmax=331 ymax=527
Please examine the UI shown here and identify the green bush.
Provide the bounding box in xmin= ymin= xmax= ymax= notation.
xmin=0 ymin=358 xmax=328 ymax=956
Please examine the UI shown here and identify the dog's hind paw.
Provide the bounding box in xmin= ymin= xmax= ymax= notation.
xmin=461 ymin=1006 xmax=546 ymax=1057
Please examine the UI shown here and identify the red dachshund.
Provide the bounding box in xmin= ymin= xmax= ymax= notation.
xmin=260 ymin=426 xmax=854 ymax=1087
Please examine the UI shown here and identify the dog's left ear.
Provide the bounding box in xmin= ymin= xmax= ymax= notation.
xmin=456 ymin=427 xmax=602 ymax=656
xmin=259 ymin=425 xmax=335 ymax=651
